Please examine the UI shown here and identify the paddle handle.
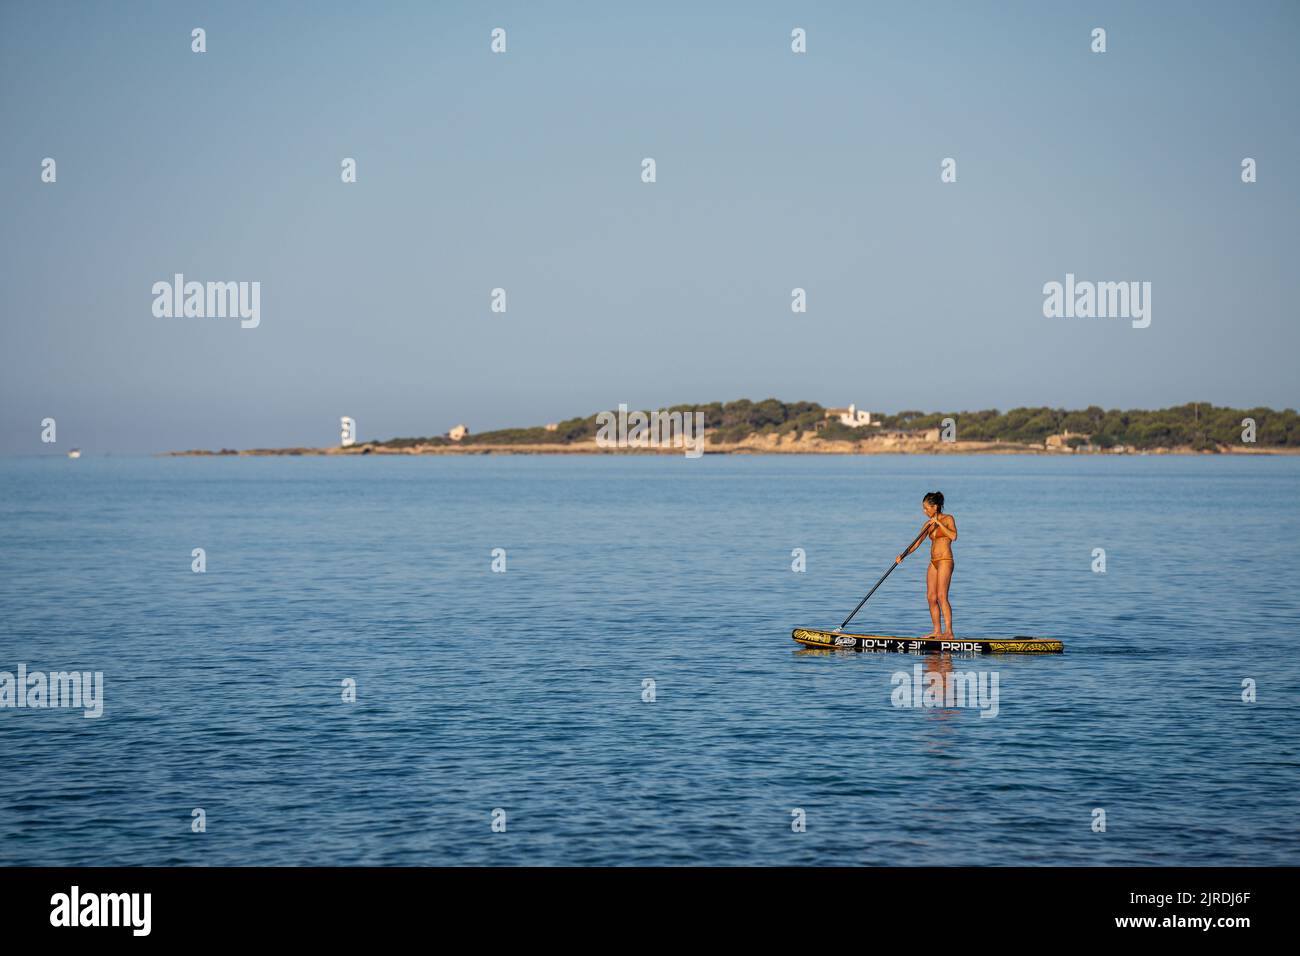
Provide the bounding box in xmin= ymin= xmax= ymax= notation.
xmin=837 ymin=523 xmax=932 ymax=631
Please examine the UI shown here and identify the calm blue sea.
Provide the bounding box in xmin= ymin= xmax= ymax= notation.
xmin=1 ymin=454 xmax=1297 ymax=866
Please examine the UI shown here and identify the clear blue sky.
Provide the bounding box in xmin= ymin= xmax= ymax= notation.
xmin=2 ymin=1 xmax=1297 ymax=453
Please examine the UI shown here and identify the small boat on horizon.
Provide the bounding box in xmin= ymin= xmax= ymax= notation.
xmin=67 ymin=448 xmax=81 ymax=459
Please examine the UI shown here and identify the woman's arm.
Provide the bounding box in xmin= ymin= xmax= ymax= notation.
xmin=933 ymin=515 xmax=957 ymax=540
xmin=897 ymin=520 xmax=936 ymax=562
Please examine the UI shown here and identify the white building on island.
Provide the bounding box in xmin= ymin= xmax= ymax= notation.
xmin=448 ymin=424 xmax=470 ymax=442
xmin=825 ymin=404 xmax=881 ymax=428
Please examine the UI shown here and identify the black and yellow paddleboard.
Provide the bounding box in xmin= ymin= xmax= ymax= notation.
xmin=792 ymin=627 xmax=1063 ymax=654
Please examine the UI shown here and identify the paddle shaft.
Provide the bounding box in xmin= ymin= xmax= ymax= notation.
xmin=837 ymin=523 xmax=933 ymax=631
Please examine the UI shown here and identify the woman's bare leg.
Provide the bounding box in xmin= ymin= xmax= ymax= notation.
xmin=922 ymin=562 xmax=941 ymax=637
xmin=937 ymin=561 xmax=955 ymax=636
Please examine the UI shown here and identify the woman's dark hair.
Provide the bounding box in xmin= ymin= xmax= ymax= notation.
xmin=923 ymin=491 xmax=945 ymax=513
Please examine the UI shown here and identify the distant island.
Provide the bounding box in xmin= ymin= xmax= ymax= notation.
xmin=168 ymin=400 xmax=1300 ymax=456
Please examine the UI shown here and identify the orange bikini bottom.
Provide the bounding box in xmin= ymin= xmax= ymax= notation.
xmin=930 ymin=556 xmax=954 ymax=569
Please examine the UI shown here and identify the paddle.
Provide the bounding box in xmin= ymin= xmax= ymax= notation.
xmin=833 ymin=521 xmax=934 ymax=632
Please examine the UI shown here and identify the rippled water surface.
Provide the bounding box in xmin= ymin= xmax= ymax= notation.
xmin=1 ymin=454 xmax=1297 ymax=865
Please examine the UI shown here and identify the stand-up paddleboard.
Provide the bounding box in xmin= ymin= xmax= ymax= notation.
xmin=792 ymin=627 xmax=1063 ymax=654
xmin=800 ymin=519 xmax=1063 ymax=654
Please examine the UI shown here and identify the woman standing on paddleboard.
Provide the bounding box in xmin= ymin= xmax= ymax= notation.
xmin=896 ymin=491 xmax=957 ymax=638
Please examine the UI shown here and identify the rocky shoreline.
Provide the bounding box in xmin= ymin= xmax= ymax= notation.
xmin=167 ymin=434 xmax=1298 ymax=457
